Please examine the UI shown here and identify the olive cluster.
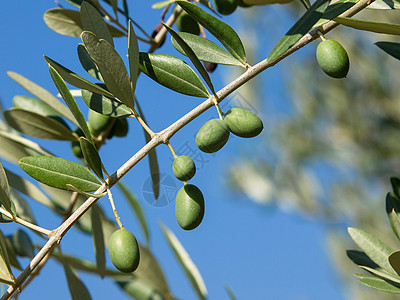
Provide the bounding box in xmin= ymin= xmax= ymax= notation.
xmin=172 ymin=107 xmax=263 ymax=231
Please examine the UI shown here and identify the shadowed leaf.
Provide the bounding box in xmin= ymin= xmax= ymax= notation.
xmin=0 ymin=230 xmax=15 ymax=285
xmin=80 ymin=137 xmax=104 ymax=180
xmin=77 ymin=44 xmax=103 ymax=81
xmin=62 ymin=258 xmax=92 ymax=300
xmin=128 ymin=21 xmax=139 ymax=96
xmin=91 ymin=204 xmax=106 ymax=278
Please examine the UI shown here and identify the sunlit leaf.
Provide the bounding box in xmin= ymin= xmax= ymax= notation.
xmin=152 ymin=0 xmax=175 ymax=9
xmin=128 ymin=21 xmax=139 ymax=96
xmin=81 ymin=89 xmax=133 ymax=118
xmin=268 ymin=0 xmax=330 ymax=62
xmin=164 ymin=24 xmax=214 ymax=95
xmin=177 ymin=0 xmax=246 ymax=64
xmin=368 ymin=0 xmax=400 ymax=9
xmin=139 ymin=53 xmax=209 ymax=98
xmin=359 ymin=266 xmax=400 ymax=284
xmin=91 ymin=204 xmax=106 ymax=278
xmin=77 ymin=44 xmax=104 ymax=81
xmin=118 ymin=181 xmax=150 ymax=246
xmin=171 ymin=33 xmax=244 ymax=66
xmin=81 ymin=31 xmax=134 ymax=109
xmin=81 ymin=2 xmax=114 ymax=47
xmin=313 ymin=0 xmax=357 ymax=28
xmin=79 ymin=137 xmax=104 ymax=180
xmin=0 ymin=230 xmax=15 ymax=285
xmin=355 ymin=273 xmax=400 ymax=293
xmin=376 ymin=42 xmax=400 ymax=61
xmin=49 ymin=65 xmax=94 ymax=145
xmin=19 ymin=156 xmax=102 ymax=192
xmin=45 ymin=56 xmax=115 ymax=99
xmin=348 ymin=227 xmax=396 ymax=275
xmin=4 ymin=108 xmax=76 ymax=141
xmin=7 ymin=71 xmax=77 ymax=126
xmin=335 ymin=17 xmax=400 ymax=35
xmin=161 ymin=224 xmax=207 ymax=300
xmin=62 ymin=257 xmax=92 ymax=300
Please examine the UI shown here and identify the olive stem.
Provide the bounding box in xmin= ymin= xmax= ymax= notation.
xmin=212 ymin=95 xmax=224 ymax=120
xmin=167 ymin=142 xmax=178 ymax=159
xmin=107 ymin=188 xmax=124 ymax=230
xmin=0 ymin=208 xmax=52 ymax=237
xmin=317 ymin=30 xmax=327 ymax=41
xmin=132 ymin=108 xmax=156 ymax=138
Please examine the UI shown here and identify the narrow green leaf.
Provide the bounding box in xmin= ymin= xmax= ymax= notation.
xmin=4 ymin=108 xmax=76 ymax=141
xmin=177 ymin=0 xmax=246 ymax=64
xmin=0 ymin=161 xmax=13 ymax=217
xmin=225 ymin=284 xmax=238 ymax=300
xmin=11 ymin=191 xmax=36 ymax=224
xmin=164 ymin=24 xmax=214 ymax=95
xmin=0 ymin=230 xmax=15 ymax=285
xmin=390 ymin=251 xmax=400 ymax=277
xmin=368 ymin=0 xmax=400 ymax=9
xmin=0 ymin=131 xmax=53 ymax=157
xmin=152 ymin=0 xmax=175 ymax=9
xmin=268 ymin=0 xmax=331 ymax=62
xmin=385 ymin=193 xmax=400 ymax=240
xmin=128 ymin=21 xmax=139 ymax=96
xmin=0 ymin=201 xmax=16 ymax=224
xmin=3 ymin=236 xmax=22 ymax=270
xmin=79 ymin=137 xmax=104 ymax=180
xmin=355 ymin=273 xmax=400 ymax=293
xmin=392 ymin=177 xmax=400 ymax=197
xmin=118 ymin=181 xmax=150 ymax=246
xmin=313 ymin=0 xmax=357 ymax=28
xmin=172 ymin=33 xmax=244 ymax=66
xmin=19 ymin=156 xmax=102 ymax=192
xmin=114 ymin=277 xmax=168 ymax=299
xmin=360 ymin=266 xmax=400 ymax=284
xmin=5 ymin=168 xmax=55 ymax=209
xmin=45 ymin=56 xmax=114 ymax=99
xmin=0 ymin=132 xmax=32 ymax=164
xmin=81 ymin=31 xmax=134 ymax=109
xmin=43 ymin=8 xmax=125 ymax=38
xmin=335 ymin=17 xmax=400 ymax=35
xmin=81 ymin=89 xmax=133 ymax=118
xmin=7 ymin=71 xmax=77 ymax=126
xmin=62 ymin=258 xmax=92 ymax=300
xmin=77 ymin=44 xmax=104 ymax=81
xmin=376 ymin=42 xmax=400 ymax=61
xmin=49 ymin=66 xmax=94 ymax=145
xmin=81 ymin=2 xmax=114 ymax=47
xmin=139 ymin=53 xmax=209 ymax=98
xmin=161 ymin=224 xmax=207 ymax=300
xmin=346 ymin=250 xmax=380 ymax=270
xmin=91 ymin=204 xmax=106 ymax=278
xmin=348 ymin=227 xmax=396 ymax=275
xmin=66 ymin=184 xmax=107 ymax=198
xmin=135 ymin=101 xmax=159 ymax=199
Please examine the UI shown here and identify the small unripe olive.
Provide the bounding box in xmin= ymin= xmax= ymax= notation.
xmin=110 ymin=118 xmax=129 ymax=137
xmin=88 ymin=109 xmax=113 ymax=136
xmin=175 ymin=184 xmax=204 ymax=230
xmin=71 ymin=141 xmax=84 ymax=158
xmin=214 ymin=0 xmax=239 ymax=15
xmin=12 ymin=229 xmax=34 ymax=258
xmin=108 ymin=229 xmax=140 ymax=273
xmin=224 ymin=108 xmax=263 ymax=138
xmin=196 ymin=119 xmax=230 ymax=153
xmin=175 ymin=11 xmax=200 ymax=35
xmin=173 ymin=156 xmax=196 ymax=181
xmin=316 ymin=39 xmax=350 ymax=79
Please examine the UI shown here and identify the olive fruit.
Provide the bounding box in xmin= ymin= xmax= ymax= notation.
xmin=175 ymin=184 xmax=205 ymax=230
xmin=176 ymin=11 xmax=200 ymax=35
xmin=173 ymin=155 xmax=196 ymax=181
xmin=108 ymin=229 xmax=140 ymax=273
xmin=12 ymin=229 xmax=34 ymax=258
xmin=224 ymin=108 xmax=263 ymax=138
xmin=71 ymin=141 xmax=84 ymax=158
xmin=214 ymin=0 xmax=239 ymax=15
xmin=110 ymin=118 xmax=129 ymax=137
xmin=316 ymin=39 xmax=350 ymax=79
xmin=196 ymin=119 xmax=230 ymax=153
xmin=88 ymin=109 xmax=112 ymax=136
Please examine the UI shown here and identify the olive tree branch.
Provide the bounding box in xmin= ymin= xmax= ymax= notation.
xmin=0 ymin=0 xmax=371 ymax=298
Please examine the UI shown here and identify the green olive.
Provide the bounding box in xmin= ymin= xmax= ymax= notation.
xmin=316 ymin=39 xmax=350 ymax=79
xmin=196 ymin=119 xmax=230 ymax=153
xmin=214 ymin=0 xmax=239 ymax=15
xmin=88 ymin=109 xmax=113 ymax=136
xmin=108 ymin=229 xmax=140 ymax=273
xmin=173 ymin=155 xmax=196 ymax=181
xmin=12 ymin=229 xmax=34 ymax=258
xmin=224 ymin=108 xmax=263 ymax=138
xmin=176 ymin=11 xmax=200 ymax=35
xmin=71 ymin=141 xmax=84 ymax=158
xmin=175 ymin=184 xmax=205 ymax=230
xmin=110 ymin=118 xmax=129 ymax=137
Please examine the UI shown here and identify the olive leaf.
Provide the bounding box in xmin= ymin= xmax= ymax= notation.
xmin=392 ymin=177 xmax=400 ymax=197
xmin=176 ymin=0 xmax=246 ymax=65
xmin=91 ymin=204 xmax=106 ymax=278
xmin=389 ymin=251 xmax=400 ymax=277
xmin=139 ymin=53 xmax=209 ymax=98
xmin=66 ymin=184 xmax=107 ymax=198
xmin=81 ymin=31 xmax=135 ymax=109
xmin=355 ymin=273 xmax=400 ymax=293
xmin=19 ymin=156 xmax=102 ymax=192
xmin=79 ymin=137 xmax=104 ymax=180
xmin=81 ymin=2 xmax=114 ymax=47
xmin=4 ymin=108 xmax=76 ymax=141
xmin=0 ymin=230 xmax=15 ymax=285
xmin=368 ymin=0 xmax=400 ymax=9
xmin=161 ymin=224 xmax=207 ymax=300
xmin=49 ymin=65 xmax=94 ymax=145
xmin=152 ymin=0 xmax=175 ymax=9
xmin=7 ymin=71 xmax=77 ymax=126
xmin=385 ymin=193 xmax=400 ymax=240
xmin=268 ymin=0 xmax=331 ymax=62
xmin=77 ymin=44 xmax=104 ymax=81
xmin=0 ymin=161 xmax=14 ymax=218
xmin=0 ymin=131 xmax=53 ymax=157
xmin=3 ymin=235 xmax=22 ymax=270
xmin=335 ymin=17 xmax=400 ymax=35
xmin=118 ymin=181 xmax=150 ymax=246
xmin=11 ymin=191 xmax=36 ymax=225
xmin=377 ymin=41 xmax=400 ymax=61
xmin=62 ymin=257 xmax=92 ymax=300
xmin=128 ymin=20 xmax=139 ymax=96
xmin=225 ymin=284 xmax=238 ymax=300
xmin=171 ymin=33 xmax=244 ymax=66
xmin=45 ymin=56 xmax=115 ymax=99
xmin=313 ymin=0 xmax=357 ymax=28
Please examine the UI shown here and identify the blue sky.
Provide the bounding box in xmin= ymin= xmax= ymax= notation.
xmin=0 ymin=1 xmax=349 ymax=299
